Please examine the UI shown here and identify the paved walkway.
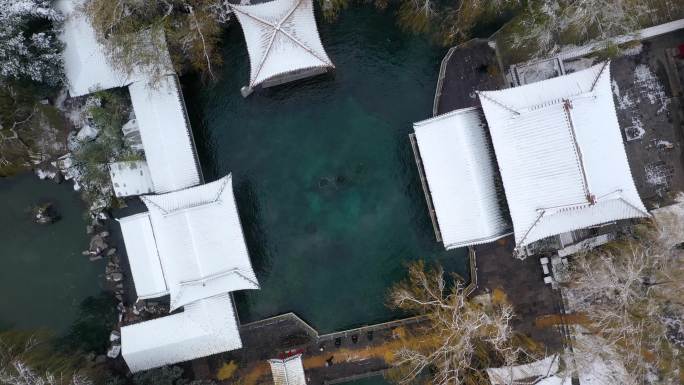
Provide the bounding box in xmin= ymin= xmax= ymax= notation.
xmin=207 ymin=314 xmax=428 ymax=385
xmin=474 ymin=237 xmax=564 ymax=353
xmin=433 ymin=38 xmax=505 ymax=115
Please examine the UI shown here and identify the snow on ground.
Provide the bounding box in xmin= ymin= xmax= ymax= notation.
xmin=626 ymin=116 xmax=646 ymax=141
xmin=634 ymin=64 xmax=670 ymax=113
xmin=563 ymin=57 xmax=596 ymax=73
xmin=571 ymin=329 xmax=632 ymax=385
xmin=645 ymin=161 xmax=672 ymax=187
xmin=611 ymin=79 xmax=635 ymax=111
xmin=621 ymin=43 xmax=644 ymax=56
xmin=515 ymin=58 xmax=563 ymax=84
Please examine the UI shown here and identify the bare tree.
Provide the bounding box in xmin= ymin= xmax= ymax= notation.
xmin=0 ymin=333 xmax=93 ymax=385
xmin=563 ymin=201 xmax=684 ymax=385
xmin=386 ymin=261 xmax=536 ymax=385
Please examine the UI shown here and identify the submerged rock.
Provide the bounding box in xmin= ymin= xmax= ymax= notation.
xmin=32 ymin=202 xmax=60 ymax=225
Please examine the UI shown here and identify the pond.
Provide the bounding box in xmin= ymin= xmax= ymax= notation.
xmin=184 ymin=5 xmax=468 ymax=333
xmin=0 ymin=173 xmax=105 ymax=334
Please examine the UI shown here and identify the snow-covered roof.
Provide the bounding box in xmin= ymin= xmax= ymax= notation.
xmin=55 ymin=0 xmax=132 ymax=96
xmin=121 ymin=294 xmax=242 ymax=373
xmin=128 ymin=75 xmax=201 ymax=193
xmin=413 ymin=107 xmax=511 ymax=249
xmin=140 ymin=175 xmax=259 ymax=311
xmin=109 ymin=161 xmax=155 ymax=197
xmin=118 ymin=213 xmax=168 ymax=300
xmin=269 ymin=354 xmax=307 ymax=385
xmin=231 ymin=0 xmax=334 ymax=89
xmin=478 ymin=63 xmax=648 ymax=250
xmin=56 ymin=0 xmax=175 ymax=97
xmin=487 ymin=354 xmax=560 ymax=384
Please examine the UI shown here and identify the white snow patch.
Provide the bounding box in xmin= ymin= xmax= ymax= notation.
xmin=76 ymin=123 xmax=99 ymax=141
xmin=655 ymin=140 xmax=674 ymax=150
xmin=612 ymin=79 xmax=634 ymax=111
xmin=622 ymin=43 xmax=643 ymax=56
xmin=634 ymin=64 xmax=670 ymax=114
xmin=625 ymin=116 xmax=645 ymax=141
xmin=563 ymin=58 xmax=595 ymax=73
xmin=645 ymin=162 xmax=670 ymax=187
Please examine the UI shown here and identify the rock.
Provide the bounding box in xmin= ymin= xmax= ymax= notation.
xmin=106 ymin=345 xmax=121 ymax=359
xmin=32 ymin=203 xmax=60 ymax=225
xmin=110 ymin=255 xmax=120 ymax=264
xmin=51 ymin=171 xmax=64 ymax=184
xmin=115 ymin=294 xmax=123 ymax=301
xmin=106 ymin=248 xmax=116 ymax=256
xmin=82 ymin=250 xmax=91 ymax=256
xmin=109 ymin=272 xmax=123 ymax=282
xmin=89 ymin=235 xmax=108 ymax=253
xmin=35 ymin=168 xmax=57 ymax=180
xmin=89 ymin=255 xmax=102 ymax=261
xmin=86 ymin=225 xmax=94 ymax=235
xmin=109 ymin=330 xmax=121 ymax=342
xmin=76 ymin=123 xmax=99 ymax=142
xmin=99 ymin=231 xmax=110 ymax=238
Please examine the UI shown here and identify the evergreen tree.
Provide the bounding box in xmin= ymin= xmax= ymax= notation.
xmin=0 ymin=0 xmax=64 ymax=86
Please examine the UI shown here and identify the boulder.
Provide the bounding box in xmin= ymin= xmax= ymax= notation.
xmin=106 ymin=345 xmax=121 ymax=359
xmin=32 ymin=203 xmax=60 ymax=225
xmin=89 ymin=235 xmax=108 ymax=253
xmin=76 ymin=123 xmax=99 ymax=142
xmin=109 ymin=330 xmax=121 ymax=342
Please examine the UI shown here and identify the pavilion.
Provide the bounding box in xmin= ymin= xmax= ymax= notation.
xmin=57 ymin=0 xmax=200 ymax=195
xmin=119 ymin=175 xmax=259 ymax=371
xmin=55 ymin=0 xmax=134 ymax=97
xmin=269 ymin=354 xmax=307 ymax=385
xmin=230 ymin=0 xmax=334 ymax=96
xmin=413 ymin=63 xmax=649 ymax=255
xmin=411 ymin=107 xmax=511 ymax=249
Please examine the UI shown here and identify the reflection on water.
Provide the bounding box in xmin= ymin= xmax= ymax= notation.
xmin=0 ymin=174 xmax=105 ymax=334
xmin=183 ymin=6 xmax=468 ymax=333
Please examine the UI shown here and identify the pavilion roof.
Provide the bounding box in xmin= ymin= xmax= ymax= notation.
xmin=140 ymin=175 xmax=259 ymax=311
xmin=413 ymin=107 xmax=511 ymax=249
xmin=128 ymin=75 xmax=201 ymax=193
xmin=231 ymin=0 xmax=334 ymax=89
xmin=269 ymin=354 xmax=307 ymax=385
xmin=478 ymin=63 xmax=648 ymax=250
xmin=118 ymin=212 xmax=168 ymax=300
xmin=55 ymin=0 xmax=133 ymax=96
xmin=121 ymin=294 xmax=241 ymax=372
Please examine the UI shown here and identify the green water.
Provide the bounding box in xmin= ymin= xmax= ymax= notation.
xmin=184 ymin=6 xmax=468 ymax=333
xmin=0 ymin=174 xmax=104 ymax=333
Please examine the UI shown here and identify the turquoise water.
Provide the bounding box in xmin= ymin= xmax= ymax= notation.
xmin=0 ymin=174 xmax=105 ymax=334
xmin=184 ymin=6 xmax=468 ymax=333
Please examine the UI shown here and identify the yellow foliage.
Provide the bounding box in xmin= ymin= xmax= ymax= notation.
xmin=491 ymin=288 xmax=509 ymax=305
xmin=216 ymin=360 xmax=238 ymax=381
xmin=392 ymin=326 xmax=406 ymax=339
